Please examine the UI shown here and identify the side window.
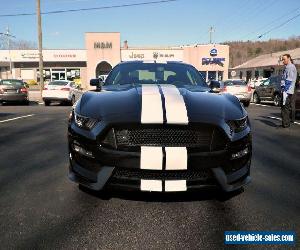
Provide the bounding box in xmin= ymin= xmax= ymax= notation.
xmin=186 ymin=71 xmax=197 ymax=85
xmin=263 ymin=79 xmax=270 ymax=86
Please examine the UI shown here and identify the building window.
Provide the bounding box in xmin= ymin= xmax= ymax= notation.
xmin=208 ymin=71 xmax=217 ymax=80
xmin=218 ymin=71 xmax=223 ymax=81
xmin=246 ymin=71 xmax=252 ymax=82
xmin=66 ymin=69 xmax=81 ymax=81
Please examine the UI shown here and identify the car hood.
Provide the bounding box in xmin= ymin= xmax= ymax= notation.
xmin=77 ymin=84 xmax=246 ymax=124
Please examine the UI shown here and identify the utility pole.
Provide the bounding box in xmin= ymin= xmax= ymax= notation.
xmin=209 ymin=26 xmax=215 ymax=44
xmin=36 ymin=0 xmax=44 ymax=100
xmin=0 ymin=27 xmax=16 ymax=77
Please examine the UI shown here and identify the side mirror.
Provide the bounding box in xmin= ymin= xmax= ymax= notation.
xmin=90 ymin=78 xmax=103 ymax=91
xmin=211 ymin=87 xmax=221 ymax=93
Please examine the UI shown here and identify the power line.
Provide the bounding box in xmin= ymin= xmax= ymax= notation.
xmin=257 ymin=11 xmax=300 ymax=39
xmin=0 ymin=0 xmax=180 ymax=17
xmin=240 ymin=5 xmax=300 ymax=41
xmin=220 ymin=0 xmax=278 ymax=42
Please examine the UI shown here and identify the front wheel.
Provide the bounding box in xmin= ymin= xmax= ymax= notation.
xmin=44 ymin=100 xmax=50 ymax=106
xmin=243 ymin=101 xmax=250 ymax=107
xmin=71 ymin=95 xmax=76 ymax=106
xmin=253 ymin=92 xmax=260 ymax=104
xmin=78 ymin=185 xmax=110 ymax=199
xmin=273 ymin=94 xmax=281 ymax=107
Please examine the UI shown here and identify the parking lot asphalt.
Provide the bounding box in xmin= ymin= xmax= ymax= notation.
xmin=0 ymin=103 xmax=299 ymax=249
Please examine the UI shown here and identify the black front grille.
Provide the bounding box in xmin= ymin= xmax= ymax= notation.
xmin=116 ymin=127 xmax=211 ymax=147
xmin=112 ymin=168 xmax=213 ymax=181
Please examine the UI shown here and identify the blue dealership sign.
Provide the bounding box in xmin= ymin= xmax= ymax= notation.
xmin=210 ymin=48 xmax=218 ymax=56
xmin=202 ymin=57 xmax=225 ymax=66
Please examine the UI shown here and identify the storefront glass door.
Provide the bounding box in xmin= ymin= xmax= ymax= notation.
xmin=51 ymin=69 xmax=66 ymax=81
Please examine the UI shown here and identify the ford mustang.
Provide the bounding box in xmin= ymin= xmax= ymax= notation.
xmin=68 ymin=61 xmax=252 ymax=193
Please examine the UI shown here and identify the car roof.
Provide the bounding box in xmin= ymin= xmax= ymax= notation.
xmin=118 ymin=60 xmax=190 ymax=66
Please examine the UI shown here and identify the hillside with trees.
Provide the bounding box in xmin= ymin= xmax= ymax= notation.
xmin=223 ymin=36 xmax=300 ymax=68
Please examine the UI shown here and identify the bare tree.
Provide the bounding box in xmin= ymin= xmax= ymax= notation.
xmin=0 ymin=38 xmax=37 ymax=50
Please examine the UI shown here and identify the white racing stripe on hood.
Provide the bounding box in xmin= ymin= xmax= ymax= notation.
xmin=165 ymin=147 xmax=187 ymax=170
xmin=141 ymin=84 xmax=164 ymax=124
xmin=140 ymin=146 xmax=163 ymax=170
xmin=160 ymin=84 xmax=188 ymax=124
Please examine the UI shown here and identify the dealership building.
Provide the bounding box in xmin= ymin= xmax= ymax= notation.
xmin=229 ymin=48 xmax=300 ymax=81
xmin=0 ymin=32 xmax=229 ymax=88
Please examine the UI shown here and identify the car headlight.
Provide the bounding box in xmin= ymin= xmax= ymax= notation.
xmin=74 ymin=112 xmax=98 ymax=130
xmin=227 ymin=116 xmax=248 ymax=133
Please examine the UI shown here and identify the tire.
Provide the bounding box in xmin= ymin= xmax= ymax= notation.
xmin=78 ymin=185 xmax=110 ymax=199
xmin=243 ymin=101 xmax=250 ymax=107
xmin=71 ymin=95 xmax=76 ymax=106
xmin=44 ymin=100 xmax=50 ymax=106
xmin=217 ymin=187 xmax=244 ymax=201
xmin=273 ymin=93 xmax=281 ymax=107
xmin=23 ymin=100 xmax=29 ymax=106
xmin=253 ymin=92 xmax=260 ymax=104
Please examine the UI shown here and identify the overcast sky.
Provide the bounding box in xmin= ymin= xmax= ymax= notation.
xmin=1 ymin=0 xmax=300 ymax=48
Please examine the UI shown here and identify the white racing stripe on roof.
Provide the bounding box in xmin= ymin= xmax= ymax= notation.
xmin=160 ymin=84 xmax=188 ymax=124
xmin=165 ymin=147 xmax=187 ymax=170
xmin=0 ymin=114 xmax=35 ymax=123
xmin=141 ymin=84 xmax=164 ymax=124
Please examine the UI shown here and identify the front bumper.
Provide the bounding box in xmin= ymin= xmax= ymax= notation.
xmin=43 ymin=97 xmax=70 ymax=102
xmin=234 ymin=93 xmax=251 ymax=102
xmin=68 ymin=125 xmax=252 ymax=193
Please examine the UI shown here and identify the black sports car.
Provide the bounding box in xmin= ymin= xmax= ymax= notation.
xmin=68 ymin=61 xmax=252 ymax=193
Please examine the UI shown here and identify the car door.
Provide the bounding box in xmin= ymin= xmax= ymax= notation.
xmin=264 ymin=77 xmax=275 ymax=100
xmin=257 ymin=78 xmax=270 ymax=100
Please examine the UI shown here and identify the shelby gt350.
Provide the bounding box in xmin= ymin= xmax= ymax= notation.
xmin=68 ymin=61 xmax=252 ymax=193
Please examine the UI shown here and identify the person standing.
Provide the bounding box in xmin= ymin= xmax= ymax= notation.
xmin=280 ymin=54 xmax=297 ymax=128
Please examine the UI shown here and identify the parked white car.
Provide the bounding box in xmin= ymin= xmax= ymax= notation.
xmin=42 ymin=80 xmax=83 ymax=106
xmin=248 ymin=78 xmax=267 ymax=89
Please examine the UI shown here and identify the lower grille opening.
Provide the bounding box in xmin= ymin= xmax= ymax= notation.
xmin=112 ymin=168 xmax=214 ymax=181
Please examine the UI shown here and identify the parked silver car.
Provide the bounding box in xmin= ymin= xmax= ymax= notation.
xmin=0 ymin=79 xmax=29 ymax=105
xmin=222 ymin=79 xmax=252 ymax=107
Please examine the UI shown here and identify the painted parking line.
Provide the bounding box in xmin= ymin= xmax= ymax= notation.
xmin=266 ymin=116 xmax=300 ymax=126
xmin=251 ymin=103 xmax=279 ymax=108
xmin=0 ymin=114 xmax=35 ymax=123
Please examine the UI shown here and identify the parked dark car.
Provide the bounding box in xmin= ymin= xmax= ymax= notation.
xmin=295 ymin=81 xmax=300 ymax=116
xmin=0 ymin=79 xmax=29 ymax=105
xmin=253 ymin=76 xmax=282 ymax=106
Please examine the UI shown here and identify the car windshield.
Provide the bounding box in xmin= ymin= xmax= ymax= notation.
xmin=0 ymin=79 xmax=25 ymax=86
xmin=105 ymin=63 xmax=207 ymax=87
xmin=48 ymin=81 xmax=68 ymax=86
xmin=224 ymin=80 xmax=247 ymax=86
